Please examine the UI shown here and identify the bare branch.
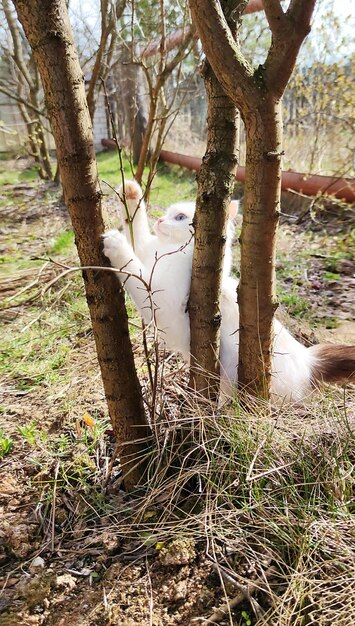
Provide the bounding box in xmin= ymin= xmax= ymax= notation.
xmin=157 ymin=0 xmax=166 ymax=77
xmin=161 ymin=31 xmax=194 ymax=81
xmin=262 ymin=0 xmax=286 ymax=35
xmin=188 ymin=0 xmax=257 ymax=115
xmin=141 ymin=25 xmax=195 ymax=59
xmin=86 ymin=0 xmax=127 ymax=120
xmin=2 ymin=0 xmax=33 ymax=89
xmin=287 ymin=0 xmax=317 ymax=36
xmin=0 ymin=83 xmax=45 ymax=116
xmin=263 ymin=0 xmax=317 ymax=97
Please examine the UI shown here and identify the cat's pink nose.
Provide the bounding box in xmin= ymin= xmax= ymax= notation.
xmin=158 ymin=217 xmax=165 ymax=224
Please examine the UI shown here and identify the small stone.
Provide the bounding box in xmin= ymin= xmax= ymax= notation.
xmin=29 ymin=556 xmax=45 ymax=572
xmin=102 ymin=531 xmax=120 ymax=554
xmin=173 ymin=580 xmax=188 ymax=601
xmin=159 ymin=537 xmax=196 ymax=566
xmin=80 ymin=567 xmax=93 ymax=577
xmin=56 ymin=573 xmax=76 ymax=590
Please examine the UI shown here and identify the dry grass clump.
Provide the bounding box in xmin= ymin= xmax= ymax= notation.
xmin=270 ymin=518 xmax=355 ymax=626
xmin=116 ymin=383 xmax=355 ymax=624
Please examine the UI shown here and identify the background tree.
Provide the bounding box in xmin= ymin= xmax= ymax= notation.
xmin=86 ymin=0 xmax=127 ymax=122
xmin=0 ymin=0 xmax=53 ymax=179
xmin=134 ymin=16 xmax=195 ymax=188
xmin=13 ymin=0 xmax=150 ymax=489
xmin=114 ymin=0 xmax=196 ymax=185
xmin=89 ymin=1 xmax=197 ymax=181
xmin=283 ymin=1 xmax=354 ymax=179
xmin=188 ymin=0 xmax=316 ymax=398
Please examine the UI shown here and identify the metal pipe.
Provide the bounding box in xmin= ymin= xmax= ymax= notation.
xmin=100 ymin=140 xmax=354 ymax=203
xmin=159 ymin=149 xmax=355 ymax=204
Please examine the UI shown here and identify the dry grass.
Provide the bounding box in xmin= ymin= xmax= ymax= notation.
xmin=100 ymin=375 xmax=354 ymax=624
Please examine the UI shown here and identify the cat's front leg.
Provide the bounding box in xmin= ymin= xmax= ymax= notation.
xmin=103 ymin=229 xmax=152 ymax=324
xmin=102 ymin=229 xmax=136 ymax=271
xmin=117 ymin=180 xmax=153 ymax=253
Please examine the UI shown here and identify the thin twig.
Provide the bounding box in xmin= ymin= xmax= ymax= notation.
xmin=50 ymin=460 xmax=60 ymax=553
xmin=200 ymin=566 xmax=275 ymax=625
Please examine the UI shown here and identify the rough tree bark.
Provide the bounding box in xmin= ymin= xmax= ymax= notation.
xmin=188 ymin=61 xmax=239 ymax=399
xmin=13 ymin=0 xmax=150 ymax=489
xmin=188 ymin=0 xmax=316 ymax=398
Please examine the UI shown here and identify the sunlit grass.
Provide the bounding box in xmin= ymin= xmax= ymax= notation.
xmin=0 ymin=160 xmax=47 ymax=185
xmin=0 ymin=304 xmax=79 ymax=390
xmin=97 ymin=150 xmax=196 ymax=208
xmin=0 ymin=167 xmax=37 ymax=186
xmin=49 ymin=229 xmax=75 ymax=255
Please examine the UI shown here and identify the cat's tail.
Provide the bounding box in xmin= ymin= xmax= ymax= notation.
xmin=308 ymin=343 xmax=355 ymax=385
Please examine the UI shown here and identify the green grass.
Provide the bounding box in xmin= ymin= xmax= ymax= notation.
xmin=1 ymin=320 xmax=72 ymax=391
xmin=96 ymin=150 xmax=134 ymax=186
xmin=0 ymin=162 xmax=41 ymax=186
xmin=17 ymin=421 xmax=47 ymax=445
xmin=323 ymin=229 xmax=355 ymax=270
xmin=49 ymin=229 xmax=75 ymax=255
xmin=276 ymin=227 xmax=354 ymax=328
xmin=97 ymin=150 xmax=196 ymax=208
xmin=0 ymin=253 xmax=45 ymax=278
xmin=0 ymin=428 xmax=13 ymax=458
xmin=0 ymin=256 xmax=88 ymax=390
xmin=278 ymin=287 xmax=309 ymax=318
xmin=149 ymin=162 xmax=196 ymax=208
xmin=324 ymin=270 xmax=341 ymax=281
xmin=320 ymin=316 xmax=339 ymax=329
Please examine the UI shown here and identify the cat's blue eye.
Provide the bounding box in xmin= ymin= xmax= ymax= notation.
xmin=174 ymin=213 xmax=187 ymax=221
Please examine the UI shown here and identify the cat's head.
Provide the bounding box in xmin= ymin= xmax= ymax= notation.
xmin=154 ymin=202 xmax=195 ymax=245
xmin=154 ymin=199 xmax=239 ymax=245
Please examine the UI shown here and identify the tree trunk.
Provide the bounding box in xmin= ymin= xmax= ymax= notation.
xmin=238 ymin=99 xmax=282 ymax=395
xmin=34 ymin=117 xmax=53 ymax=180
xmin=189 ymin=62 xmax=239 ymax=399
xmin=114 ymin=47 xmax=148 ymax=165
xmin=188 ymin=0 xmax=316 ymax=400
xmin=13 ymin=0 xmax=150 ymax=489
xmin=135 ymin=92 xmax=158 ymax=185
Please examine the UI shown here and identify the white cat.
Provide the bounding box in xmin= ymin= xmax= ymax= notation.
xmin=103 ymin=180 xmax=355 ymax=403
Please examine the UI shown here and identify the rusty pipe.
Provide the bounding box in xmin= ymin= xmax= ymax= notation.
xmin=100 ymin=140 xmax=354 ymax=203
xmin=159 ymin=149 xmax=355 ymax=204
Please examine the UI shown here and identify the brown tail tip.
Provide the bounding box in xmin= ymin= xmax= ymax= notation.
xmin=309 ymin=343 xmax=355 ymax=385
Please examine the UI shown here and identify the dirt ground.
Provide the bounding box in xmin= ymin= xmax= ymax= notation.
xmin=0 ymin=176 xmax=354 ymax=626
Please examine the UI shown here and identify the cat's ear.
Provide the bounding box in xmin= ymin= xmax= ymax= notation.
xmin=228 ymin=200 xmax=239 ymax=219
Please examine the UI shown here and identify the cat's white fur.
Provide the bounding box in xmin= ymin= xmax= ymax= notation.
xmin=103 ymin=180 xmax=317 ymax=402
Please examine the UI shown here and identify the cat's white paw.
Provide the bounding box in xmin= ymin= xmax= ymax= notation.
xmin=117 ymin=180 xmax=144 ymax=220
xmin=102 ymin=229 xmax=127 ymax=264
xmin=120 ymin=180 xmax=142 ymax=201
